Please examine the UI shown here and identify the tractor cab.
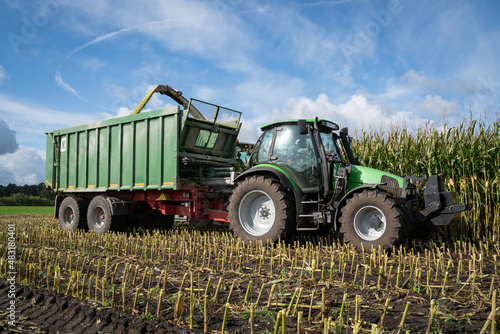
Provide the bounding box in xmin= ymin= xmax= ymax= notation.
xmin=242 ymin=118 xmax=353 ymax=230
xmin=249 ymin=119 xmax=345 ymax=191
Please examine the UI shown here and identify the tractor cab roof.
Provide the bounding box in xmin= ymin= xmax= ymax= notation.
xmin=260 ymin=119 xmax=340 ymax=132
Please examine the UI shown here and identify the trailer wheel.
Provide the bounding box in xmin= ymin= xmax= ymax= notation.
xmin=339 ymin=190 xmax=404 ymax=250
xmin=228 ymin=175 xmax=295 ymax=243
xmin=87 ymin=196 xmax=114 ymax=233
xmin=58 ymin=196 xmax=87 ymax=231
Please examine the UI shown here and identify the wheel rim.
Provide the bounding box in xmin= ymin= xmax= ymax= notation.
xmin=354 ymin=205 xmax=386 ymax=241
xmin=238 ymin=190 xmax=276 ymax=237
xmin=62 ymin=206 xmax=74 ymax=226
xmin=91 ymin=206 xmax=105 ymax=229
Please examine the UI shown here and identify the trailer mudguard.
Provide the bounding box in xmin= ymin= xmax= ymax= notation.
xmin=106 ymin=196 xmax=130 ymax=216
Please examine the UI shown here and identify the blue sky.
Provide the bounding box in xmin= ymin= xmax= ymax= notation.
xmin=0 ymin=0 xmax=499 ymax=185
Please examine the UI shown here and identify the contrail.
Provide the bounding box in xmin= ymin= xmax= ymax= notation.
xmin=55 ymin=19 xmax=172 ymax=110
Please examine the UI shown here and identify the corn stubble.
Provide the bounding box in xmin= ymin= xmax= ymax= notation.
xmin=0 ymin=215 xmax=498 ymax=332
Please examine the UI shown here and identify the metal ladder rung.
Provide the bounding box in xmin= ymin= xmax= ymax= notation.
xmin=296 ymin=226 xmax=319 ymax=231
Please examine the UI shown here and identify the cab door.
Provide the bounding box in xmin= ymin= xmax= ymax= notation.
xmin=265 ymin=125 xmax=320 ymax=192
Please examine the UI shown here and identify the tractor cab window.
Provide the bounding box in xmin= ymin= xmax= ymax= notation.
xmin=272 ymin=126 xmax=314 ymax=171
xmin=320 ymin=132 xmax=343 ymax=163
xmin=255 ymin=130 xmax=273 ymax=163
xmin=273 ymin=125 xmax=319 ymax=191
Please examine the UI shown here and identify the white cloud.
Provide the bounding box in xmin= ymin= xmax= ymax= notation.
xmin=148 ymin=94 xmax=175 ymax=110
xmin=196 ymin=86 xmax=218 ymax=101
xmin=80 ymin=58 xmax=106 ymax=71
xmin=0 ymin=94 xmax=97 ymax=128
xmin=55 ymin=69 xmax=87 ymax=101
xmin=402 ymin=70 xmax=447 ymax=91
xmin=236 ymin=93 xmax=430 ymax=144
xmin=270 ymin=94 xmax=426 ymax=133
xmin=415 ymin=95 xmax=458 ymax=116
xmin=103 ymin=107 xmax=133 ymax=119
xmin=62 ymin=0 xmax=250 ymax=70
xmin=0 ymin=146 xmax=45 ymax=185
xmin=0 ymin=65 xmax=7 ymax=84
xmin=0 ymin=94 xmax=99 ymax=155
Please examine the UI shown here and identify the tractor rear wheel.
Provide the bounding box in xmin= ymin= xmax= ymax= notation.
xmin=228 ymin=175 xmax=295 ymax=243
xmin=339 ymin=190 xmax=404 ymax=250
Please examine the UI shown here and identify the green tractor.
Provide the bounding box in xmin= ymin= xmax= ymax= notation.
xmin=228 ymin=118 xmax=469 ymax=250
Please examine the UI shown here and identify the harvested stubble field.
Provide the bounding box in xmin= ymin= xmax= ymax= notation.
xmin=1 ymin=215 xmax=499 ymax=334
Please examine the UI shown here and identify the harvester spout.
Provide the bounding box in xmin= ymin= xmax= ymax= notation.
xmin=130 ymin=84 xmax=206 ymax=120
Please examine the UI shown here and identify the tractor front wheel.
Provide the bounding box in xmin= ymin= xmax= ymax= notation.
xmin=228 ymin=175 xmax=294 ymax=243
xmin=339 ymin=190 xmax=404 ymax=250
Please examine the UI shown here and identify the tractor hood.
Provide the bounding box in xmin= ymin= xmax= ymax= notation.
xmin=348 ymin=165 xmax=404 ymax=190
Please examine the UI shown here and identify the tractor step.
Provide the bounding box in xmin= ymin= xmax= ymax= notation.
xmin=296 ymin=226 xmax=319 ymax=231
xmin=301 ymin=200 xmax=319 ymax=204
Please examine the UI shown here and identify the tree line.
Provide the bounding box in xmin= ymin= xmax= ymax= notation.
xmin=0 ymin=183 xmax=56 ymax=206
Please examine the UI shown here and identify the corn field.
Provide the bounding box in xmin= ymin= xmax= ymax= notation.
xmin=353 ymin=118 xmax=500 ymax=242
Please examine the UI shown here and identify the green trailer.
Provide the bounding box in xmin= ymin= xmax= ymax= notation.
xmin=46 ymin=87 xmax=243 ymax=233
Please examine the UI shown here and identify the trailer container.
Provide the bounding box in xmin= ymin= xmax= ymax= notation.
xmin=46 ymin=95 xmax=242 ymax=232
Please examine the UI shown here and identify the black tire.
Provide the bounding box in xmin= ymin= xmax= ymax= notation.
xmin=188 ymin=218 xmax=213 ymax=227
xmin=228 ymin=175 xmax=295 ymax=243
xmin=149 ymin=210 xmax=175 ymax=230
xmin=339 ymin=190 xmax=405 ymax=250
xmin=58 ymin=196 xmax=87 ymax=231
xmin=87 ymin=196 xmax=114 ymax=233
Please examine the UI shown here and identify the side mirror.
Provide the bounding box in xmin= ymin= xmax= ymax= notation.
xmin=298 ymin=119 xmax=308 ymax=134
xmin=340 ymin=126 xmax=356 ymax=164
xmin=340 ymin=127 xmax=351 ymax=144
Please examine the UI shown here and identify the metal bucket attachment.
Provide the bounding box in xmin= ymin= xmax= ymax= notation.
xmin=421 ymin=174 xmax=470 ymax=226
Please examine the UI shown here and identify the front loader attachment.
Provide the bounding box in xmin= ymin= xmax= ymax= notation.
xmin=420 ymin=174 xmax=470 ymax=226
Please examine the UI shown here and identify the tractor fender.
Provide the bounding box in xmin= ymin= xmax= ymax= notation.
xmin=333 ymin=183 xmax=381 ymax=229
xmin=234 ymin=166 xmax=302 ymax=210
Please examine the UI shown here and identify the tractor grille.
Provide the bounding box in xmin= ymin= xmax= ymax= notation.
xmin=381 ymin=175 xmax=401 ymax=198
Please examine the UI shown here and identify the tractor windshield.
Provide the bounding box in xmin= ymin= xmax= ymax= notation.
xmin=320 ymin=132 xmax=343 ymax=163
